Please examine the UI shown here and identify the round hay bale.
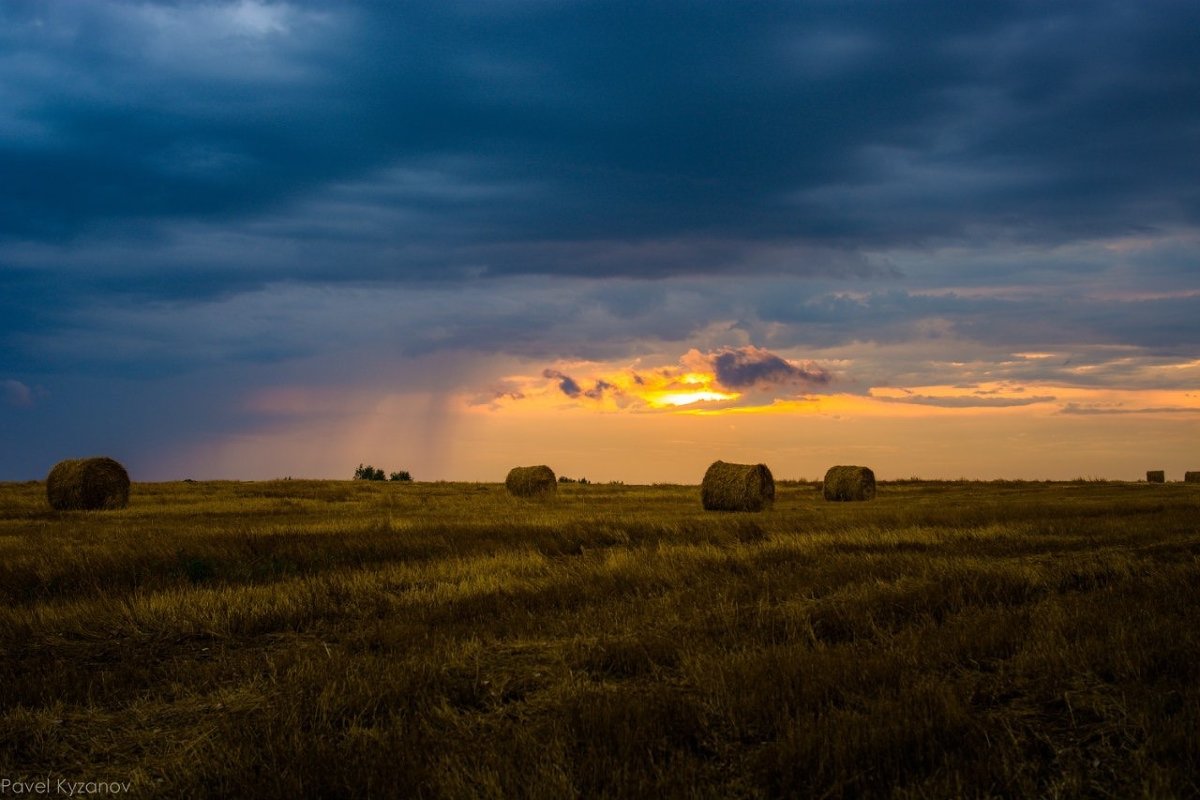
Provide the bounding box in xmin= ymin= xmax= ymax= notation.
xmin=1184 ymin=471 xmax=1200 ymax=483
xmin=1146 ymin=470 xmax=1165 ymax=483
xmin=701 ymin=461 xmax=775 ymax=512
xmin=505 ymin=465 xmax=557 ymax=498
xmin=822 ymin=465 xmax=876 ymax=502
xmin=46 ymin=457 xmax=130 ymax=511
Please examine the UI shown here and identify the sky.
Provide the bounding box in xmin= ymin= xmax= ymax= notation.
xmin=2 ymin=0 xmax=1198 ymax=483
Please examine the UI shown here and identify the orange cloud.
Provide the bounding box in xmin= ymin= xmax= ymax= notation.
xmin=474 ymin=345 xmax=1200 ymax=424
xmin=478 ymin=346 xmax=835 ymax=413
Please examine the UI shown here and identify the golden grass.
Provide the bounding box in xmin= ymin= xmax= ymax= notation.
xmin=2 ymin=478 xmax=1199 ymax=797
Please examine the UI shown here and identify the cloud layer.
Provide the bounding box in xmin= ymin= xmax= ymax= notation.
xmin=703 ymin=347 xmax=831 ymax=390
xmin=2 ymin=1 xmax=1198 ymax=478
xmin=4 ymin=2 xmax=1199 ymax=283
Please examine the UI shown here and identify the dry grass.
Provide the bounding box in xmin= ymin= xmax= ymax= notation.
xmin=2 ymin=479 xmax=1199 ymax=797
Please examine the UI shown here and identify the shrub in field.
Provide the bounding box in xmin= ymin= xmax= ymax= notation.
xmin=506 ymin=465 xmax=557 ymax=497
xmin=46 ymin=457 xmax=130 ymax=510
xmin=822 ymin=465 xmax=876 ymax=501
xmin=354 ymin=464 xmax=386 ymax=481
xmin=1185 ymin=471 xmax=1200 ymax=483
xmin=1146 ymin=470 xmax=1165 ymax=484
xmin=389 ymin=471 xmax=413 ymax=482
xmin=701 ymin=461 xmax=775 ymax=512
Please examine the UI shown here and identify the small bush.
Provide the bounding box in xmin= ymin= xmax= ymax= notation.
xmin=390 ymin=471 xmax=413 ymax=482
xmin=353 ymin=464 xmax=386 ymax=481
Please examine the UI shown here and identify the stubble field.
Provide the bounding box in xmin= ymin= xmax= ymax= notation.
xmin=1 ymin=478 xmax=1198 ymax=798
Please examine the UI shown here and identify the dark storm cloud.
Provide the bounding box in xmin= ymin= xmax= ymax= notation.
xmin=542 ymin=368 xmax=582 ymax=398
xmin=700 ymin=347 xmax=830 ymax=391
xmin=4 ymin=0 xmax=1198 ymax=374
xmin=750 ymin=281 xmax=1200 ymax=359
xmin=542 ymin=369 xmax=615 ymax=400
xmin=707 ymin=347 xmax=831 ymax=390
xmin=583 ymin=380 xmax=615 ymax=400
xmin=3 ymin=1 xmax=1198 ymax=283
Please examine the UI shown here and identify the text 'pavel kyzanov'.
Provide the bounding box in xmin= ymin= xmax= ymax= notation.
xmin=0 ymin=777 xmax=133 ymax=796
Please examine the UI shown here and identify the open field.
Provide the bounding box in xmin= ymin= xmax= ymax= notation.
xmin=2 ymin=479 xmax=1199 ymax=798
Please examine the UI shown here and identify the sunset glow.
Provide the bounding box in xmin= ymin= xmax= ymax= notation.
xmin=654 ymin=391 xmax=740 ymax=408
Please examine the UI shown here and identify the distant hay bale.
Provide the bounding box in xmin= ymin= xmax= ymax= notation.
xmin=1146 ymin=470 xmax=1165 ymax=483
xmin=46 ymin=457 xmax=130 ymax=511
xmin=822 ymin=465 xmax=876 ymax=502
xmin=701 ymin=461 xmax=775 ymax=512
xmin=505 ymin=465 xmax=557 ymax=498
xmin=1185 ymin=472 xmax=1200 ymax=483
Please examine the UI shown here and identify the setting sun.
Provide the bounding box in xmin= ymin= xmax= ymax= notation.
xmin=651 ymin=389 xmax=740 ymax=407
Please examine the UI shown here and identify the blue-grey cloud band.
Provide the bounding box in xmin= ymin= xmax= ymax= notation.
xmin=3 ymin=2 xmax=1197 ymax=267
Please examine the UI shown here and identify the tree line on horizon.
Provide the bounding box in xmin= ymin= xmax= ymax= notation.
xmin=353 ymin=464 xmax=411 ymax=482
